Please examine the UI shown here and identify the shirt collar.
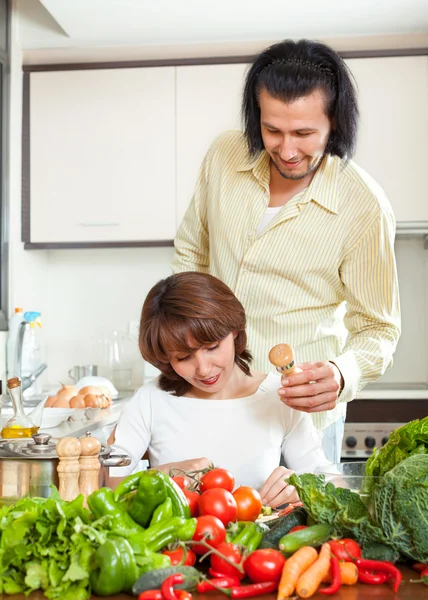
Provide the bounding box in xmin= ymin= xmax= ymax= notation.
xmin=236 ymin=150 xmax=341 ymax=214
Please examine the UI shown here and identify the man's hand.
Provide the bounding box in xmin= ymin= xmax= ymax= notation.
xmin=278 ymin=361 xmax=343 ymax=413
xmin=259 ymin=466 xmax=299 ymax=508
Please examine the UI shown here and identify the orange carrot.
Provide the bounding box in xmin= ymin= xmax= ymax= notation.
xmin=322 ymin=561 xmax=358 ymax=585
xmin=277 ymin=546 xmax=318 ymax=600
xmin=296 ymin=543 xmax=331 ymax=598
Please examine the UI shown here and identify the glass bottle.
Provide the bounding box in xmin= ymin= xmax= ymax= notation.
xmin=1 ymin=377 xmax=39 ymax=439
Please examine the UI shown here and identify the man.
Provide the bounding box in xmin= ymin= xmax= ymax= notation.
xmin=172 ymin=39 xmax=401 ymax=463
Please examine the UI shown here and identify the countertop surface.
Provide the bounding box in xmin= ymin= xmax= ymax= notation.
xmin=4 ymin=566 xmax=425 ymax=600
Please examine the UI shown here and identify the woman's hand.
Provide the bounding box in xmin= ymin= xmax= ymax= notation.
xmin=155 ymin=457 xmax=212 ymax=476
xmin=259 ymin=466 xmax=300 ymax=508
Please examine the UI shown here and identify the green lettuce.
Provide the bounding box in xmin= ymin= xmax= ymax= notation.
xmin=0 ymin=487 xmax=108 ymax=600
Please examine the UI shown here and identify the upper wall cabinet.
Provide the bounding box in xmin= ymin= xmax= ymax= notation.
xmin=24 ymin=67 xmax=176 ymax=245
xmin=176 ymin=63 xmax=248 ymax=226
xmin=347 ymin=56 xmax=428 ymax=230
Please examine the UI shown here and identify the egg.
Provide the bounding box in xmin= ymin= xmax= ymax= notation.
xmin=69 ymin=395 xmax=86 ymax=409
xmin=79 ymin=385 xmax=102 ymax=397
xmin=84 ymin=394 xmax=102 ymax=409
xmin=52 ymin=396 xmax=71 ymax=408
xmin=45 ymin=395 xmax=57 ymax=407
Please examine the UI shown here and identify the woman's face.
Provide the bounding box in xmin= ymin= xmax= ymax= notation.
xmin=167 ymin=332 xmax=237 ymax=398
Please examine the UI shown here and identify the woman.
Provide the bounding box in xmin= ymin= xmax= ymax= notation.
xmin=109 ymin=272 xmax=330 ymax=507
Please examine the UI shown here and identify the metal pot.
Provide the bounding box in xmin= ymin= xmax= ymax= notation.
xmin=0 ymin=432 xmax=130 ymax=499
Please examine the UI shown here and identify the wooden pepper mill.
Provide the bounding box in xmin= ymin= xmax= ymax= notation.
xmin=56 ymin=437 xmax=82 ymax=501
xmin=269 ymin=343 xmax=302 ymax=375
xmin=79 ymin=432 xmax=101 ymax=504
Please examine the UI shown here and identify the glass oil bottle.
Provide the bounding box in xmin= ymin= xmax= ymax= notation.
xmin=1 ymin=377 xmax=39 ymax=439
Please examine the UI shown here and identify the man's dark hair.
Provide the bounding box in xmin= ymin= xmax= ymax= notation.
xmin=242 ymin=39 xmax=359 ymax=159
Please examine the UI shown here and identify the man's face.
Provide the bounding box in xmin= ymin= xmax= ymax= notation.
xmin=259 ymin=88 xmax=332 ymax=181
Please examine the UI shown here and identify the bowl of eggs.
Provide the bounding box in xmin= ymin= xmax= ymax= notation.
xmin=45 ymin=383 xmax=113 ymax=422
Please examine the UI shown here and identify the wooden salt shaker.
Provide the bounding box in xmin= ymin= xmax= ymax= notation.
xmin=79 ymin=432 xmax=101 ymax=503
xmin=56 ymin=437 xmax=82 ymax=501
xmin=269 ymin=343 xmax=302 ymax=375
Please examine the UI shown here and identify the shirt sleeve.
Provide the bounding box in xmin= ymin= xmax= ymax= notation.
xmin=171 ymin=142 xmax=214 ymax=274
xmin=109 ymin=386 xmax=153 ymax=477
xmin=334 ymin=210 xmax=401 ymax=403
xmin=281 ymin=408 xmax=331 ymax=474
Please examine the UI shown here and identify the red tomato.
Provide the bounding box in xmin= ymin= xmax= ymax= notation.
xmin=198 ymin=488 xmax=238 ymax=526
xmin=192 ymin=515 xmax=226 ymax=555
xmin=232 ymin=486 xmax=263 ymax=521
xmin=329 ymin=539 xmax=362 ymax=562
xmin=200 ymin=468 xmax=235 ymax=493
xmin=289 ymin=525 xmax=308 ymax=533
xmin=210 ymin=542 xmax=245 ymax=580
xmin=162 ymin=547 xmax=196 ymax=566
xmin=172 ymin=476 xmax=190 ymax=489
xmin=244 ymin=549 xmax=286 ymax=583
xmin=183 ymin=489 xmax=200 ymax=517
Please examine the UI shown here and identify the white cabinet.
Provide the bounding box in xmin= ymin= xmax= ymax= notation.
xmin=28 ymin=67 xmax=176 ymax=243
xmin=25 ymin=54 xmax=428 ymax=246
xmin=176 ymin=63 xmax=248 ymax=225
xmin=346 ymin=56 xmax=428 ymax=227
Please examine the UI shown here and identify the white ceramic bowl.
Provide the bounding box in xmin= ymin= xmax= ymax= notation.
xmin=39 ymin=407 xmax=75 ymax=429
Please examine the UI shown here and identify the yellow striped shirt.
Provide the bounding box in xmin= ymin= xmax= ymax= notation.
xmin=172 ymin=130 xmax=401 ymax=430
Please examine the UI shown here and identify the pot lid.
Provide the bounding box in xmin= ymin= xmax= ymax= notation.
xmin=0 ymin=433 xmax=109 ymax=460
xmin=0 ymin=433 xmax=58 ymax=459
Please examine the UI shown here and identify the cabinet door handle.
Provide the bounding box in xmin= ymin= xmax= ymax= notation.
xmin=78 ymin=221 xmax=120 ymax=227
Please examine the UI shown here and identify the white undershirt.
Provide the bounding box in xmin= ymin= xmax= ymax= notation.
xmin=256 ymin=206 xmax=282 ymax=236
xmin=111 ymin=373 xmax=329 ymax=488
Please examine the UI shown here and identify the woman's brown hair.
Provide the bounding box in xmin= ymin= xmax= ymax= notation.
xmin=139 ymin=272 xmax=252 ymax=396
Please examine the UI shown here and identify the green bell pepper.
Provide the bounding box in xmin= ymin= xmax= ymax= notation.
xmin=133 ymin=544 xmax=172 ymax=575
xmin=90 ymin=536 xmax=138 ymax=596
xmin=87 ymin=487 xmax=143 ymax=536
xmin=114 ymin=469 xmax=191 ymax=519
xmin=230 ymin=521 xmax=264 ymax=553
xmin=129 ymin=470 xmax=167 ymax=527
xmin=129 ymin=516 xmax=197 ymax=553
xmin=150 ymin=496 xmax=173 ymax=526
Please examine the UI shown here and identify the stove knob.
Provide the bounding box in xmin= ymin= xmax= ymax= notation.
xmin=345 ymin=436 xmax=357 ymax=448
xmin=381 ymin=436 xmax=389 ymax=446
xmin=365 ymin=436 xmax=376 ymax=449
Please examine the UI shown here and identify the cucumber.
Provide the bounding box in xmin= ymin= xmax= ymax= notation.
xmin=362 ymin=542 xmax=400 ymax=564
xmin=259 ymin=506 xmax=307 ymax=549
xmin=279 ymin=523 xmax=332 ymax=554
xmin=132 ymin=566 xmax=200 ymax=595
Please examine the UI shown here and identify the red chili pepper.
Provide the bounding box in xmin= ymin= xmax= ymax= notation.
xmin=175 ymin=591 xmax=193 ymax=600
xmin=357 ymin=569 xmax=390 ymax=585
xmin=413 ymin=563 xmax=428 ymax=574
xmin=355 ymin=558 xmax=402 ymax=593
xmin=208 ymin=568 xmax=229 ymax=579
xmin=161 ymin=574 xmax=184 ymax=600
xmin=197 ymin=577 xmax=241 ymax=593
xmin=320 ymin=555 xmax=342 ymax=595
xmin=138 ymin=591 xmax=163 ymax=600
xmin=230 ymin=582 xmax=278 ymax=598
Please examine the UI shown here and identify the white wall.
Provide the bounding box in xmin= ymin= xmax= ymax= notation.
xmin=2 ymin=2 xmax=428 ymax=392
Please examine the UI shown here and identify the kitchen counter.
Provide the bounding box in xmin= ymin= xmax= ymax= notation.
xmin=3 ymin=566 xmax=425 ymax=600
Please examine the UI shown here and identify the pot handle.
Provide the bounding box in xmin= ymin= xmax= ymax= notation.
xmin=100 ymin=454 xmax=131 ymax=467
